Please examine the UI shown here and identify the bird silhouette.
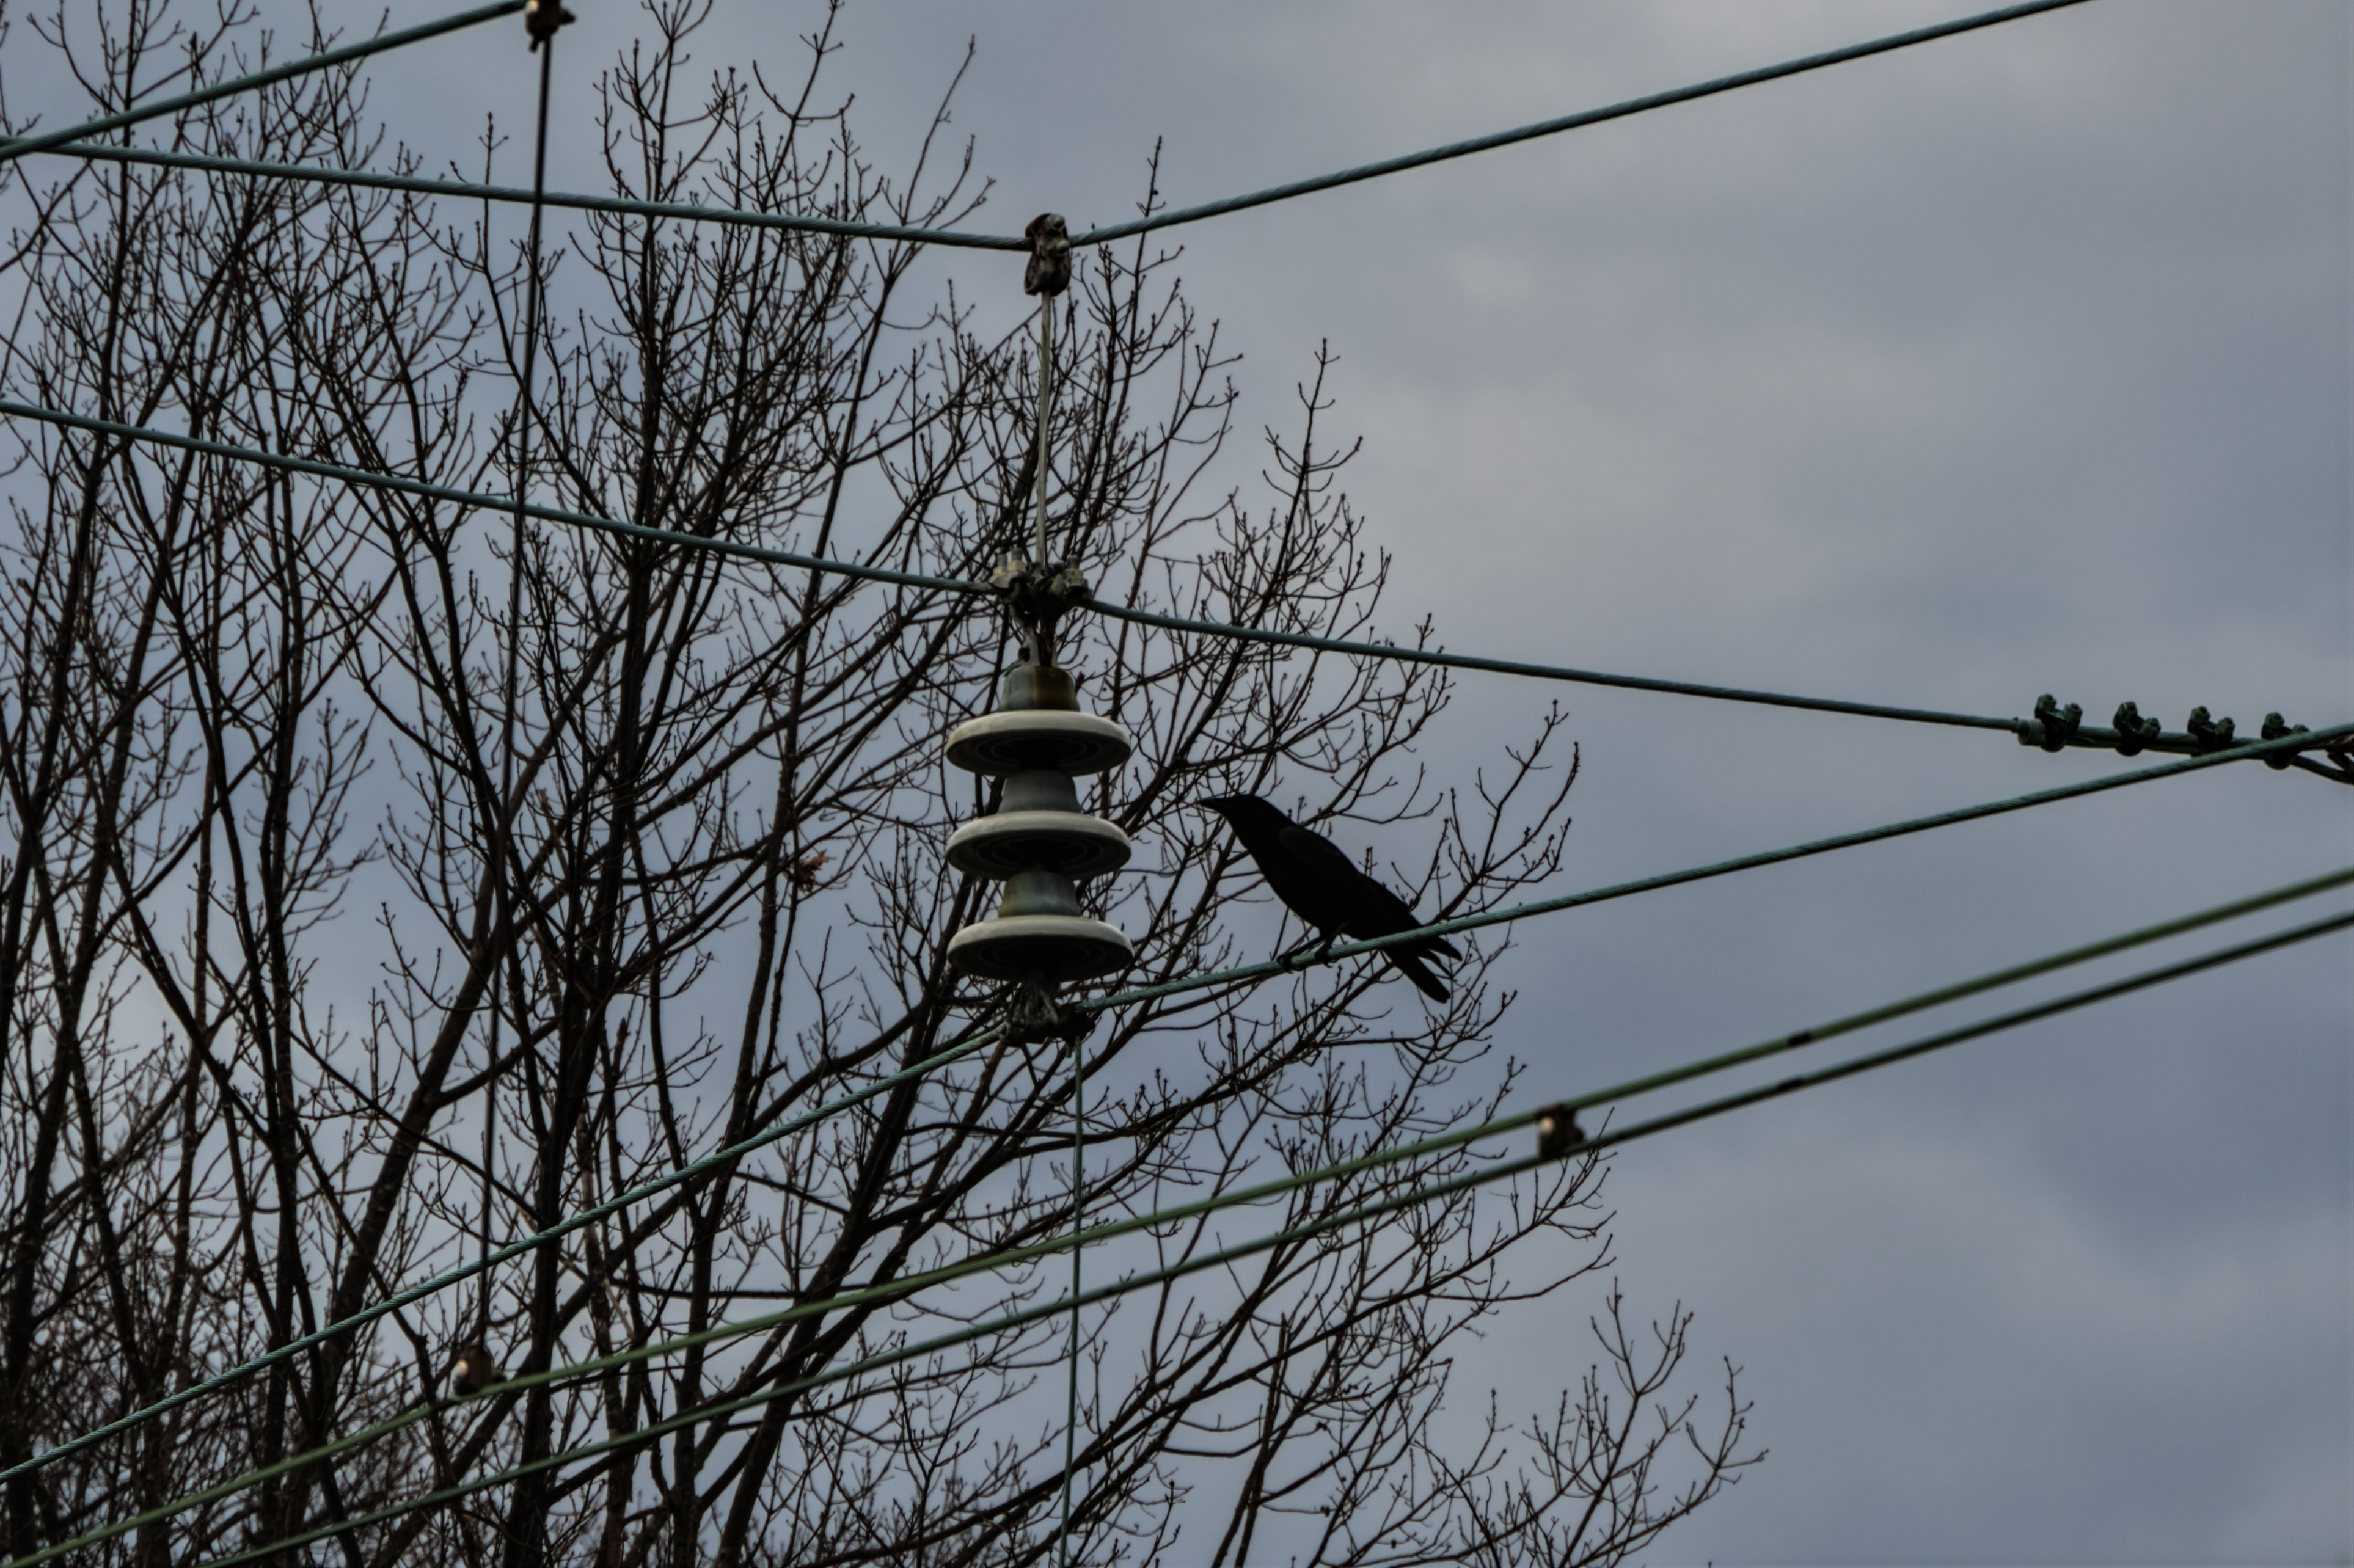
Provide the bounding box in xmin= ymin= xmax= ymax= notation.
xmin=1201 ymin=795 xmax=1458 ymax=1001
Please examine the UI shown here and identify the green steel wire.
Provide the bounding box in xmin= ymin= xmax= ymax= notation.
xmin=3 ymin=651 xmax=2343 ymax=1493
xmin=1078 ymin=719 xmax=2354 ymax=1016
xmin=29 ymin=862 xmax=2349 ymax=1567
xmin=1073 ymin=0 xmax=2098 ymax=246
xmin=0 ymin=399 xmax=992 ymax=597
xmin=0 ymin=2 xmax=524 ymax=170
xmin=0 ymin=398 xmax=2334 ymax=759
xmin=0 ymin=137 xmax=1023 ymax=250
xmin=5 ymin=1 xmax=2090 ymax=253
xmin=0 ymin=390 xmax=2337 ymax=1495
xmin=0 ymin=1021 xmax=1013 ymax=1489
xmin=178 ymin=895 xmax=2354 ymax=1568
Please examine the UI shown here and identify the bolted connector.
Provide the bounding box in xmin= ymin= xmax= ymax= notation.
xmin=2110 ymin=701 xmax=2160 ymax=756
xmin=1023 ymin=213 xmax=1073 ymax=297
xmin=2185 ymin=706 xmax=2236 ymax=753
xmin=2260 ymin=712 xmax=2310 ymax=770
xmin=1535 ymin=1103 xmax=1586 ymax=1159
xmin=2016 ymin=693 xmax=2082 ymax=753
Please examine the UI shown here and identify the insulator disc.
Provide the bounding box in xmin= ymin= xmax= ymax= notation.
xmin=947 ymin=812 xmax=1132 ymax=880
xmin=946 ymin=711 xmax=1131 ymax=778
xmin=948 ymin=915 xmax=1134 ymax=983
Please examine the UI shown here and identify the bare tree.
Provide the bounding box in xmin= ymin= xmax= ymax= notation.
xmin=0 ymin=2 xmax=1760 ymax=1563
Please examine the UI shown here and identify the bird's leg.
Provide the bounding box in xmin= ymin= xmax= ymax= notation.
xmin=1275 ymin=928 xmax=1343 ymax=969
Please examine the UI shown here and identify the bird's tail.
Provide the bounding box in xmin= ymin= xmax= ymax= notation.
xmin=1385 ymin=947 xmax=1450 ymax=1003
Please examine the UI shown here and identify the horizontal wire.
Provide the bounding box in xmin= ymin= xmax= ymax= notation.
xmin=2 ymin=398 xmax=2337 ymax=756
xmin=0 ymin=137 xmax=1025 ymax=250
xmin=0 ymin=399 xmax=990 ymax=596
xmin=0 ymin=1 xmax=523 ymax=170
xmin=1076 ymin=718 xmax=2354 ymax=1015
xmin=4 ymin=1 xmax=2092 ymax=251
xmin=0 ymin=389 xmax=2341 ymax=1493
xmin=181 ymin=892 xmax=2352 ymax=1568
xmin=34 ymin=863 xmax=2349 ymax=1566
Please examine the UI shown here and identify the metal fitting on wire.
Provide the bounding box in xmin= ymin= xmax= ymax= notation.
xmin=2015 ymin=693 xmax=2082 ymax=753
xmin=2110 ymin=701 xmax=2160 ymax=756
xmin=1024 ymin=213 xmax=1072 ymax=297
xmin=2261 ymin=712 xmax=2310 ymax=770
xmin=2186 ymin=706 xmax=2237 ymax=753
xmin=525 ymin=0 xmax=573 ymax=50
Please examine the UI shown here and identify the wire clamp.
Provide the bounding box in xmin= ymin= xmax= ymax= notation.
xmin=525 ymin=0 xmax=574 ymax=51
xmin=2185 ymin=706 xmax=2237 ymax=753
xmin=1535 ymin=1103 xmax=1587 ymax=1159
xmin=1025 ymin=213 xmax=1073 ymax=297
xmin=2259 ymin=712 xmax=2310 ymax=770
xmin=2016 ymin=693 xmax=2082 ymax=752
xmin=2110 ymin=701 xmax=2161 ymax=756
xmin=990 ymin=552 xmax=1092 ymax=666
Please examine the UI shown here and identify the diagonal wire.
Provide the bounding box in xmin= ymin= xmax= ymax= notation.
xmin=4 ymin=713 xmax=2344 ymax=1492
xmin=163 ymin=890 xmax=2354 ymax=1568
xmin=23 ymin=862 xmax=2350 ymax=1566
xmin=0 ymin=398 xmax=2336 ymax=760
xmin=1075 ymin=718 xmax=2354 ymax=1016
xmin=0 ymin=1019 xmax=1014 ymax=1488
xmin=0 ymin=2 xmax=524 ymax=169
xmin=1072 ymin=0 xmax=2097 ymax=246
xmin=4 ymin=1 xmax=2092 ymax=250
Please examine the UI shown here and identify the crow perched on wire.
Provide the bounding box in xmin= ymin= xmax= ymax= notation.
xmin=1201 ymin=795 xmax=1459 ymax=1002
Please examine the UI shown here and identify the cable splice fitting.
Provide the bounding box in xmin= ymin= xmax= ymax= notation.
xmin=1024 ymin=213 xmax=1072 ymax=297
xmin=990 ymin=553 xmax=1092 ymax=622
xmin=1535 ymin=1103 xmax=1587 ymax=1159
xmin=2015 ymin=693 xmax=2082 ymax=753
xmin=989 ymin=552 xmax=1093 ymax=668
xmin=2186 ymin=706 xmax=2237 ymax=754
xmin=525 ymin=0 xmax=574 ymax=51
xmin=2110 ymin=701 xmax=2161 ymax=756
xmin=2260 ymin=712 xmax=2311 ymax=770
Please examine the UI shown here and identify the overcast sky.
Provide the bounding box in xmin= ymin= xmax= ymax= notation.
xmin=49 ymin=1 xmax=2354 ymax=1561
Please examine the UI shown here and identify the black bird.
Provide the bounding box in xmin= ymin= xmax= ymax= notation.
xmin=1201 ymin=795 xmax=1458 ymax=1002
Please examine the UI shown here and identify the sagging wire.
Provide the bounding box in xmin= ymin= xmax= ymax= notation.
xmin=93 ymin=869 xmax=2354 ymax=1568
xmin=0 ymin=395 xmax=2339 ymax=773
xmin=5 ymin=1 xmax=2093 ymax=253
xmin=6 ymin=715 xmax=2347 ymax=1500
xmin=0 ymin=1 xmax=525 ymax=170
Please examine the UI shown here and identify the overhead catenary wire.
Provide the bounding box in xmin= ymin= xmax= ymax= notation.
xmin=1075 ymin=717 xmax=2354 ymax=1016
xmin=0 ymin=0 xmax=2318 ymax=1552
xmin=0 ymin=1 xmax=524 ymax=170
xmin=108 ymin=888 xmax=2354 ymax=1568
xmin=5 ymin=704 xmax=2345 ymax=1495
xmin=23 ymin=862 xmax=2352 ymax=1567
xmin=0 ymin=0 xmax=2315 ymax=1484
xmin=5 ymin=0 xmax=2091 ymax=252
xmin=0 ymin=397 xmax=2334 ymax=764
